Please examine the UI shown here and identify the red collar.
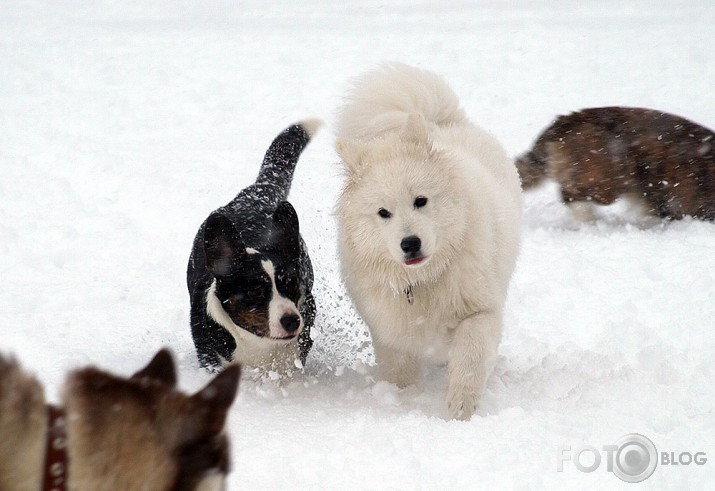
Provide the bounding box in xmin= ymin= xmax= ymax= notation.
xmin=43 ymin=405 xmax=68 ymax=491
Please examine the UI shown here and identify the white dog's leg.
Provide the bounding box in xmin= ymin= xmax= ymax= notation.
xmin=446 ymin=311 xmax=502 ymax=420
xmin=373 ymin=341 xmax=420 ymax=388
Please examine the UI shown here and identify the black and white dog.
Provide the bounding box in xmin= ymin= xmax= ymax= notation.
xmin=188 ymin=120 xmax=320 ymax=373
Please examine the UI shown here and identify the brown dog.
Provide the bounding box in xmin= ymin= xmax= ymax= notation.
xmin=0 ymin=349 xmax=240 ymax=491
xmin=516 ymin=107 xmax=715 ymax=220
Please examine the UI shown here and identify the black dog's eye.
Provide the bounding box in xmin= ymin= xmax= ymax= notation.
xmin=378 ymin=208 xmax=392 ymax=219
xmin=283 ymin=275 xmax=299 ymax=292
xmin=414 ymin=196 xmax=428 ymax=208
xmin=222 ymin=294 xmax=242 ymax=306
xmin=247 ymin=285 xmax=266 ymax=299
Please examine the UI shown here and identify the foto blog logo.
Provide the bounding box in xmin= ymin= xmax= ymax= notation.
xmin=557 ymin=433 xmax=707 ymax=483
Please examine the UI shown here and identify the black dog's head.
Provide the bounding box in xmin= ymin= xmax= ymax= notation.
xmin=203 ymin=202 xmax=307 ymax=342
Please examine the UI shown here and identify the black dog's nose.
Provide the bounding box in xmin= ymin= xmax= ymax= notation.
xmin=400 ymin=235 xmax=422 ymax=254
xmin=280 ymin=314 xmax=300 ymax=333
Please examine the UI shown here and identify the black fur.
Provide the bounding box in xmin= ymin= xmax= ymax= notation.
xmin=187 ymin=122 xmax=317 ymax=371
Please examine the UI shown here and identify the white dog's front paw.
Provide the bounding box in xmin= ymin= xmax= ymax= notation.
xmin=446 ymin=383 xmax=480 ymax=421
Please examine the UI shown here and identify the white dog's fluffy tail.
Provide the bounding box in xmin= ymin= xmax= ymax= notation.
xmin=336 ymin=62 xmax=467 ymax=141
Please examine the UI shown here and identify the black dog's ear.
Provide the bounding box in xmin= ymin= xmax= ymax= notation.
xmin=271 ymin=201 xmax=300 ymax=254
xmin=273 ymin=201 xmax=299 ymax=233
xmin=204 ymin=213 xmax=245 ymax=277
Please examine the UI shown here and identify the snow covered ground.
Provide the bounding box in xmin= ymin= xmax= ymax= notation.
xmin=2 ymin=1 xmax=714 ymax=488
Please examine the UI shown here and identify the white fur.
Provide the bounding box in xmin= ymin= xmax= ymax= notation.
xmin=301 ymin=117 xmax=324 ymax=138
xmin=335 ymin=62 xmax=522 ymax=420
xmin=260 ymin=259 xmax=303 ymax=339
xmin=195 ymin=471 xmax=226 ymax=491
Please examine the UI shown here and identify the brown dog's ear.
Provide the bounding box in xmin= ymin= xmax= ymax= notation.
xmin=194 ymin=364 xmax=241 ymax=410
xmin=131 ymin=349 xmax=177 ymax=388
xmin=181 ymin=365 xmax=241 ymax=441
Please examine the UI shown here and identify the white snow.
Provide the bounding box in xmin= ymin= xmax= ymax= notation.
xmin=1 ymin=1 xmax=714 ymax=489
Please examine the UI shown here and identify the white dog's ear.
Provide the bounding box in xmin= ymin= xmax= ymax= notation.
xmin=336 ymin=138 xmax=367 ymax=174
xmin=403 ymin=113 xmax=432 ymax=148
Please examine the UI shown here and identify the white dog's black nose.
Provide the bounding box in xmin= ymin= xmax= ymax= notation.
xmin=280 ymin=313 xmax=301 ymax=333
xmin=401 ymin=235 xmax=422 ymax=254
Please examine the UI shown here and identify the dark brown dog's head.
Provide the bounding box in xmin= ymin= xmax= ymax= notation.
xmin=64 ymin=349 xmax=240 ymax=491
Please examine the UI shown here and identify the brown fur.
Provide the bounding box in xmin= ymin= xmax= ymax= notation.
xmin=234 ymin=309 xmax=270 ymax=333
xmin=516 ymin=107 xmax=715 ymax=219
xmin=0 ymin=356 xmax=47 ymax=491
xmin=0 ymin=349 xmax=240 ymax=491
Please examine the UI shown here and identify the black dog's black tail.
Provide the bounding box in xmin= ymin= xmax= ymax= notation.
xmin=255 ymin=119 xmax=322 ymax=201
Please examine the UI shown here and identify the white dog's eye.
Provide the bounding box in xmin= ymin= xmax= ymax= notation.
xmin=414 ymin=196 xmax=428 ymax=208
xmin=378 ymin=208 xmax=392 ymax=219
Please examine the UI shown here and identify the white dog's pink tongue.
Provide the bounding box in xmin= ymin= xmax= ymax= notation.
xmin=405 ymin=258 xmax=424 ymax=266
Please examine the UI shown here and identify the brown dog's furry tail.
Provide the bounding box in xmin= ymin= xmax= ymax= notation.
xmin=515 ymin=150 xmax=549 ymax=189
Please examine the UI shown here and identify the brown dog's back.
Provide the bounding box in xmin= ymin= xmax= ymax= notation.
xmin=517 ymin=107 xmax=715 ymax=219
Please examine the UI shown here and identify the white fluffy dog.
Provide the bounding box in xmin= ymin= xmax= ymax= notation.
xmin=335 ymin=63 xmax=522 ymax=420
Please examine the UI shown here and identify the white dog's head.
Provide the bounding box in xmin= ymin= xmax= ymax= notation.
xmin=336 ymin=115 xmax=467 ymax=288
